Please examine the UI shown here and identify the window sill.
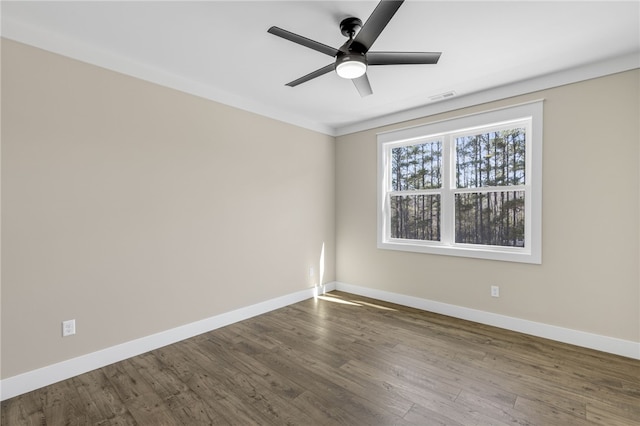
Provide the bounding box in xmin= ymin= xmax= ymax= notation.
xmin=378 ymin=240 xmax=541 ymax=264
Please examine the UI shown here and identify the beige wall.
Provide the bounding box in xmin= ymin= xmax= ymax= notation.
xmin=2 ymin=36 xmax=638 ymax=381
xmin=1 ymin=39 xmax=336 ymax=378
xmin=336 ymin=70 xmax=640 ymax=343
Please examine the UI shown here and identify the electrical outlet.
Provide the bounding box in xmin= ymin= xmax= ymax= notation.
xmin=62 ymin=319 xmax=76 ymax=337
xmin=309 ymin=266 xmax=314 ymax=277
xmin=491 ymin=286 xmax=500 ymax=298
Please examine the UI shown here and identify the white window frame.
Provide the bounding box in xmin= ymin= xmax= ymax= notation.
xmin=377 ymin=100 xmax=543 ymax=264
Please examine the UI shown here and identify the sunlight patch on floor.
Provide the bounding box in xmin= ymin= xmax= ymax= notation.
xmin=315 ymin=294 xmax=397 ymax=311
xmin=353 ymin=300 xmax=397 ymax=311
xmin=316 ymin=295 xmax=362 ymax=306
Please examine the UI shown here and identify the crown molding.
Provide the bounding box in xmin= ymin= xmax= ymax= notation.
xmin=0 ymin=18 xmax=337 ymax=136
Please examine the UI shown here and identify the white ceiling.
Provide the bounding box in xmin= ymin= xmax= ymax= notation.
xmin=2 ymin=1 xmax=639 ymax=136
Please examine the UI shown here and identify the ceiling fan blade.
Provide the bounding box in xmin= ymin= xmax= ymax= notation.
xmin=353 ymin=0 xmax=404 ymax=52
xmin=367 ymin=51 xmax=441 ymax=65
xmin=286 ymin=63 xmax=335 ymax=87
xmin=352 ymin=73 xmax=373 ymax=97
xmin=268 ymin=26 xmax=339 ymax=57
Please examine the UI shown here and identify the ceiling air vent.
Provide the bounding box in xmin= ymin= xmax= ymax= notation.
xmin=429 ymin=91 xmax=456 ymax=101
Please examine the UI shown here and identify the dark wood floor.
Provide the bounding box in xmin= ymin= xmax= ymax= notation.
xmin=2 ymin=290 xmax=639 ymax=425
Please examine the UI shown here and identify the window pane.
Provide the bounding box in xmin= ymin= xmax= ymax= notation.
xmin=390 ymin=195 xmax=441 ymax=241
xmin=455 ymin=128 xmax=526 ymax=188
xmin=455 ymin=191 xmax=525 ymax=247
xmin=392 ymin=141 xmax=442 ymax=191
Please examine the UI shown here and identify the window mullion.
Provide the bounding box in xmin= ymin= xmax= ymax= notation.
xmin=441 ymin=135 xmax=454 ymax=245
xmin=453 ymin=185 xmax=527 ymax=194
xmin=389 ymin=190 xmax=440 ymax=196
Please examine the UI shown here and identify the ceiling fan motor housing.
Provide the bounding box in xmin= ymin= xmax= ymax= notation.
xmin=340 ymin=17 xmax=362 ymax=38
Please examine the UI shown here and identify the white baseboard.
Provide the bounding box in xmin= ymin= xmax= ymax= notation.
xmin=0 ymin=282 xmax=336 ymax=401
xmin=334 ymin=281 xmax=640 ymax=361
xmin=3 ymin=280 xmax=637 ymax=401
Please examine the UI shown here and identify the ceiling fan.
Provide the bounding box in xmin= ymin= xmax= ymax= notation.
xmin=267 ymin=0 xmax=441 ymax=97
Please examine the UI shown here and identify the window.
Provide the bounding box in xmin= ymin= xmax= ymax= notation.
xmin=378 ymin=101 xmax=542 ymax=263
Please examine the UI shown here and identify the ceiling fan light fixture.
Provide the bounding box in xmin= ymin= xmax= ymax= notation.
xmin=335 ymin=53 xmax=367 ymax=79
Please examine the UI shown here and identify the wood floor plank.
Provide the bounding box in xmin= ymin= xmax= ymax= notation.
xmin=69 ymin=368 xmax=136 ymax=424
xmin=197 ymin=338 xmax=306 ymax=401
xmin=468 ymin=353 xmax=618 ymax=418
xmin=407 ymin=395 xmax=511 ymax=426
xmin=586 ymin=399 xmax=640 ymax=426
xmin=338 ymin=358 xmax=459 ymax=410
xmin=403 ymin=402 xmax=465 ymax=426
xmin=289 ymin=390 xmax=356 ymax=426
xmin=255 ymin=347 xmax=408 ymax=425
xmin=164 ymin=343 xmax=278 ymax=425
xmin=385 ymin=342 xmax=520 ymax=408
xmin=102 ymin=360 xmax=180 ymax=426
xmin=128 ymin=352 xmax=227 ymax=425
xmin=513 ymin=395 xmax=593 ymax=425
xmin=454 ymin=390 xmax=532 ymax=426
xmin=3 ymin=290 xmax=639 ymax=425
xmin=175 ymin=338 xmax=320 ymax=425
xmin=1 ymin=392 xmax=46 ymax=426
